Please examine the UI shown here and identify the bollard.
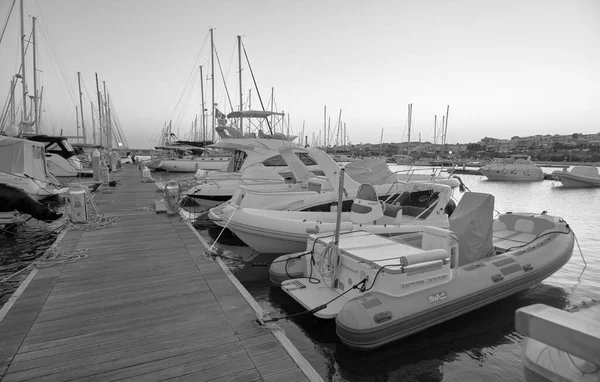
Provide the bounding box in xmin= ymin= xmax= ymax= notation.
xmin=100 ymin=164 xmax=110 ymax=183
xmin=67 ymin=185 xmax=87 ymax=222
xmin=141 ymin=166 xmax=153 ymax=182
xmin=110 ymin=151 xmax=119 ymax=172
xmin=92 ymin=149 xmax=101 ymax=182
xmin=164 ymin=180 xmax=180 ymax=215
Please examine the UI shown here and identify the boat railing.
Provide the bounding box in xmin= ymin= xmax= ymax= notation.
xmin=515 ymin=303 xmax=600 ymax=366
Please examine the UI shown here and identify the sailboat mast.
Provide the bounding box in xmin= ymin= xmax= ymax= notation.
xmin=199 ymin=65 xmax=205 ymax=143
xmin=407 ymin=103 xmax=412 ymax=145
xmin=95 ymin=73 xmax=103 ymax=147
xmin=19 ymin=0 xmax=27 ymax=127
xmin=75 ymin=106 xmax=79 ymax=139
xmin=323 ymin=105 xmax=326 ymax=147
xmin=237 ymin=35 xmax=243 ymax=134
xmin=210 ymin=28 xmax=215 ymax=141
xmin=434 ymin=115 xmax=437 ymax=146
xmin=10 ymin=78 xmax=16 ymax=125
xmin=77 ymin=72 xmax=86 ymax=144
xmin=32 ymin=16 xmax=39 ymax=133
xmin=90 ymin=101 xmax=96 ymax=145
xmin=444 ymin=105 xmax=450 ymax=151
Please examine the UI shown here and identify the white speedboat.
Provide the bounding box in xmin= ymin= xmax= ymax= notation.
xmin=480 ymin=155 xmax=544 ymax=181
xmin=25 ymin=134 xmax=93 ymax=177
xmin=219 ymin=182 xmax=454 ymax=254
xmin=208 ymin=148 xmax=460 ymax=225
xmin=552 ymin=166 xmax=600 ymax=188
xmin=0 ymin=136 xmax=68 ymax=200
xmin=270 ymin=191 xmax=574 ymax=350
xmin=516 ymin=302 xmax=600 ymax=382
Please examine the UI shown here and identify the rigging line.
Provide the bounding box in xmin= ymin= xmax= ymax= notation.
xmin=33 ymin=8 xmax=78 ymax=106
xmin=34 ymin=2 xmax=78 ymax=107
xmin=241 ymin=42 xmax=271 ymax=134
xmin=172 ymin=70 xmax=200 ymax=134
xmin=0 ymin=0 xmax=16 ymax=46
xmin=213 ymin=47 xmax=235 ymax=116
xmin=160 ymin=32 xmax=210 ymax=123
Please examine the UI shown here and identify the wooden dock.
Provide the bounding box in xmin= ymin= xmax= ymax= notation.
xmin=0 ymin=165 xmax=321 ymax=382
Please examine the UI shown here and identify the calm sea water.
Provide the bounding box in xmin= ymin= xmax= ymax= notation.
xmin=170 ymin=166 xmax=600 ymax=382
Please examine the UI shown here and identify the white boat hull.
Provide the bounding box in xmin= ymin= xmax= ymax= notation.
xmin=480 ymin=168 xmax=545 ymax=181
xmin=0 ymin=174 xmax=68 ymax=200
xmin=157 ymin=158 xmax=228 ymax=172
xmin=45 ymin=154 xmax=93 ymax=177
xmin=552 ymin=167 xmax=600 ymax=188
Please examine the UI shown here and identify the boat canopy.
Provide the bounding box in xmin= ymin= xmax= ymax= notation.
xmin=24 ymin=134 xmax=77 ymax=159
xmin=449 ymin=192 xmax=495 ymax=266
xmin=345 ymin=158 xmax=395 ymax=185
xmin=0 ymin=136 xmax=48 ymax=180
xmin=227 ymin=110 xmax=285 ymax=119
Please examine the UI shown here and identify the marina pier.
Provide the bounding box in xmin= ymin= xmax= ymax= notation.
xmin=0 ymin=165 xmax=320 ymax=382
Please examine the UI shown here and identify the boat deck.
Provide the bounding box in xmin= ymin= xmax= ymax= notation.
xmin=0 ymin=165 xmax=320 ymax=382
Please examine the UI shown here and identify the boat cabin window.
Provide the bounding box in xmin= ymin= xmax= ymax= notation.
xmin=295 ymin=152 xmax=317 ymax=166
xmin=262 ymin=152 xmax=317 ymax=167
xmin=227 ymin=150 xmax=248 ymax=172
xmin=262 ymin=155 xmax=286 ymax=167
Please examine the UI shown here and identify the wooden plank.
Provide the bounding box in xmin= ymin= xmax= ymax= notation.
xmin=0 ymin=167 xmax=320 ymax=382
xmin=515 ymin=303 xmax=600 ymax=365
xmin=154 ymin=199 xmax=167 ymax=213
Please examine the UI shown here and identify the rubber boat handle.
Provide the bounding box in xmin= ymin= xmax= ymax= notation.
xmin=522 ymin=264 xmax=533 ymax=272
xmin=491 ymin=274 xmax=504 ymax=283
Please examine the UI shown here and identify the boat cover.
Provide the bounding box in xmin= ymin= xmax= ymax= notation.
xmin=0 ymin=136 xmax=48 ymax=180
xmin=449 ymin=192 xmax=495 ymax=266
xmin=345 ymin=159 xmax=395 ymax=185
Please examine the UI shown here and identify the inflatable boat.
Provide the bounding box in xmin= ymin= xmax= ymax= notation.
xmin=270 ymin=189 xmax=575 ymax=350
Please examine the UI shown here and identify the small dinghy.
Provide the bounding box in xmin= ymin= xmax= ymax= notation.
xmin=516 ymin=301 xmax=600 ymax=382
xmin=270 ymin=189 xmax=574 ymax=350
xmin=552 ymin=166 xmax=600 ymax=188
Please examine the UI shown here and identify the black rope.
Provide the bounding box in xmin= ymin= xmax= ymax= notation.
xmin=260 ymin=277 xmax=368 ymax=324
xmin=504 ymin=225 xmax=572 ymax=253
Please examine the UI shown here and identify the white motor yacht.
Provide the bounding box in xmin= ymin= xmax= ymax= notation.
xmin=25 ymin=135 xmax=93 ymax=177
xmin=480 ymin=155 xmax=544 ymax=181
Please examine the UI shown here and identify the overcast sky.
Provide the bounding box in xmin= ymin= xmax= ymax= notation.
xmin=1 ymin=0 xmax=599 ymax=148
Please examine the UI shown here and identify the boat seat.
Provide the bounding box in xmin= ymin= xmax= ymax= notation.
xmin=382 ymin=203 xmax=402 ymax=218
xmin=399 ymin=205 xmax=427 ymax=217
xmin=495 ymin=214 xmax=555 ymax=236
